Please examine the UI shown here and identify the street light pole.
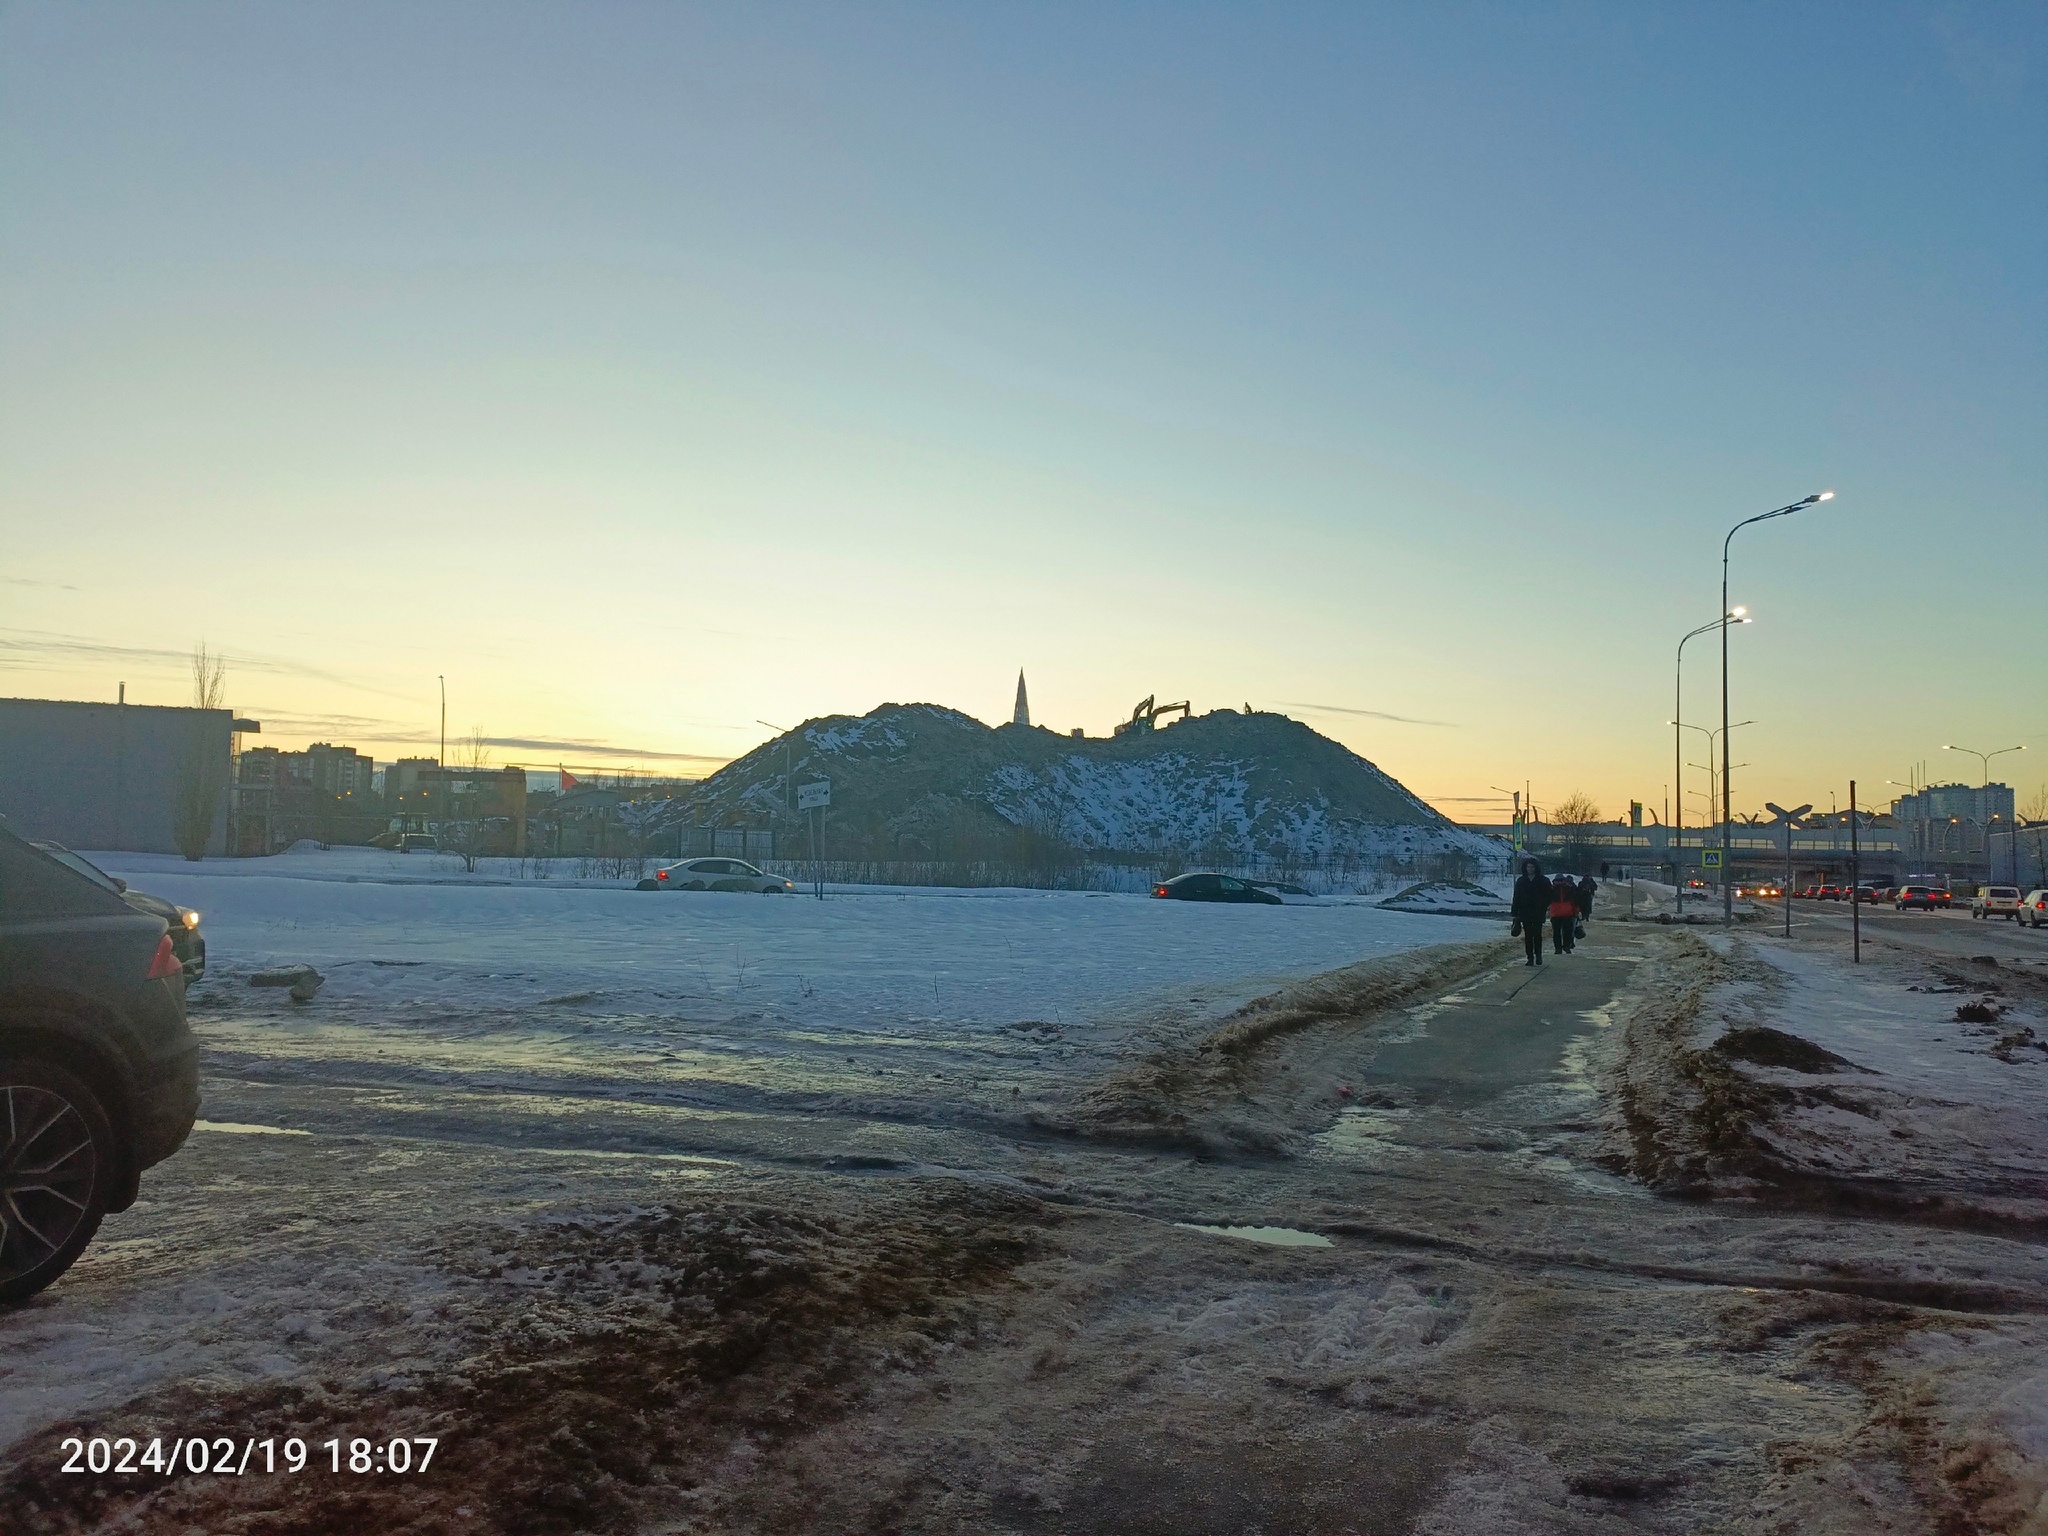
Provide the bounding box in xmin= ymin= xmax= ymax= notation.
xmin=1944 ymin=746 xmax=2023 ymax=885
xmin=1675 ymin=615 xmax=1747 ymax=912
xmin=1944 ymin=743 xmax=2024 ymax=788
xmin=1723 ymin=492 xmax=1832 ymax=923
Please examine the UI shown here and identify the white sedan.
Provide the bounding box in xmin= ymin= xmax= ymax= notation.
xmin=650 ymin=858 xmax=794 ymax=893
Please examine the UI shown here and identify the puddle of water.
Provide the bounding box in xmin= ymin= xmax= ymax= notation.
xmin=1378 ymin=990 xmax=1476 ymax=1046
xmin=192 ymin=1120 xmax=311 ymax=1137
xmin=1176 ymin=1224 xmax=1334 ymax=1248
xmin=1553 ymin=999 xmax=1624 ymax=1092
xmin=1506 ymin=1149 xmax=1652 ymax=1201
xmin=1311 ymin=1105 xmax=1416 ymax=1163
xmin=527 ymin=1147 xmax=740 ymax=1168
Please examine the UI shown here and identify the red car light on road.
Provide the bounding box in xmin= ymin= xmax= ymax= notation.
xmin=1153 ymin=885 xmax=1168 ymax=898
xmin=145 ymin=934 xmax=182 ymax=980
xmin=657 ymin=870 xmax=668 ymax=881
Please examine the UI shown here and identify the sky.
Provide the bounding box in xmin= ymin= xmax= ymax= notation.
xmin=3 ymin=2 xmax=2043 ymax=824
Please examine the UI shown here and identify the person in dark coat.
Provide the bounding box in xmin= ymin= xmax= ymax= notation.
xmin=1511 ymin=857 xmax=1551 ymax=965
xmin=1575 ymin=874 xmax=1597 ymax=931
xmin=1549 ymin=874 xmax=1579 ymax=954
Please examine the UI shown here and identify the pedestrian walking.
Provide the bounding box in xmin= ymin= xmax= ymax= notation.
xmin=1511 ymin=857 xmax=1551 ymax=965
xmin=1549 ymin=874 xmax=1578 ymax=954
xmin=1575 ymin=873 xmax=1597 ymax=941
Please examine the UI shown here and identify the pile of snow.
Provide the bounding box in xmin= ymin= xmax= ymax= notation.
xmin=1377 ymin=881 xmax=1509 ymax=919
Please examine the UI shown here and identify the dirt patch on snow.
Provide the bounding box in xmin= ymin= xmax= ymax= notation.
xmin=1710 ymin=1025 xmax=1865 ymax=1074
xmin=2 ymin=1182 xmax=1048 ymax=1536
xmin=1599 ymin=934 xmax=2048 ymax=1237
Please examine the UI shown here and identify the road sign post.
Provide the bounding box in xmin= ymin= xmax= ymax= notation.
xmin=1629 ymin=802 xmax=1642 ymax=918
xmin=797 ymin=780 xmax=830 ymax=898
xmin=1850 ymin=780 xmax=1860 ymax=964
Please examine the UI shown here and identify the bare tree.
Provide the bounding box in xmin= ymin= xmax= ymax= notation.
xmin=1548 ymin=792 xmax=1603 ymax=874
xmin=2023 ymin=784 xmax=2048 ymax=824
xmin=440 ymin=727 xmax=495 ymax=873
xmin=173 ymin=644 xmax=230 ymax=860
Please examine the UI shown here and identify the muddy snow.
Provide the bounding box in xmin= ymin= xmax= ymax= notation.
xmin=3 ymin=854 xmax=2045 ymax=1534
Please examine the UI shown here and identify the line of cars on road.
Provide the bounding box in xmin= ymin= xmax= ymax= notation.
xmin=1782 ymin=879 xmax=2048 ymax=922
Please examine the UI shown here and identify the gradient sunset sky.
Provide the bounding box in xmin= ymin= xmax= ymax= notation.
xmin=3 ymin=3 xmax=2042 ymax=823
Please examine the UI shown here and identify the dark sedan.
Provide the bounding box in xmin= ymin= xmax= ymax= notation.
xmin=30 ymin=842 xmax=206 ymax=979
xmin=1152 ymin=872 xmax=1283 ymax=905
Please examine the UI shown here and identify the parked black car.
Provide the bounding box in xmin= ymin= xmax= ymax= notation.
xmin=1151 ymin=872 xmax=1284 ymax=905
xmin=31 ymin=841 xmax=206 ymax=979
xmin=0 ymin=825 xmax=201 ymax=1303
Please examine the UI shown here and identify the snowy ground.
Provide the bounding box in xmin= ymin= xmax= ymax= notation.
xmin=3 ymin=856 xmax=2044 ymax=1534
xmin=74 ymin=846 xmax=1483 ymax=1120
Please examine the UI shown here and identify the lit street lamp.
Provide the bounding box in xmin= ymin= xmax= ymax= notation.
xmin=1723 ymin=492 xmax=1832 ymax=922
xmin=1943 ymin=743 xmax=2023 ymax=787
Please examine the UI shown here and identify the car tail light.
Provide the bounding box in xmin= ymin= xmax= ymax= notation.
xmin=145 ymin=934 xmax=182 ymax=980
xmin=1154 ymin=886 xmax=1168 ymax=897
xmin=657 ymin=869 xmax=668 ymax=881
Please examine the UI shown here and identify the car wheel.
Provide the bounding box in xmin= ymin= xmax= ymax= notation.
xmin=0 ymin=1058 xmax=115 ymax=1306
xmin=635 ymin=879 xmax=660 ymax=892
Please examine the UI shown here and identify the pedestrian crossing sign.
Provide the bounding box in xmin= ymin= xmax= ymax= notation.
xmin=1629 ymin=801 xmax=1642 ymax=828
xmin=1702 ymin=849 xmax=1723 ymax=869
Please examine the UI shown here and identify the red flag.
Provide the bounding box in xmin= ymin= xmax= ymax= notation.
xmin=560 ymin=767 xmax=579 ymax=791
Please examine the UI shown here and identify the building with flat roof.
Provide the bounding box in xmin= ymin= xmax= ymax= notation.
xmin=1892 ymin=782 xmax=2015 ymax=826
xmin=0 ymin=696 xmax=259 ymax=856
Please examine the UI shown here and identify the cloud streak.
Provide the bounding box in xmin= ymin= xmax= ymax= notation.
xmin=348 ymin=729 xmax=733 ymax=765
xmin=1275 ymin=700 xmax=1457 ymax=727
xmin=479 ymin=736 xmax=730 ymax=764
xmin=0 ymin=628 xmax=419 ymax=701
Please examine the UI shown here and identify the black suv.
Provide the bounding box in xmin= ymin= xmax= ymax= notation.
xmin=0 ymin=825 xmax=201 ymax=1302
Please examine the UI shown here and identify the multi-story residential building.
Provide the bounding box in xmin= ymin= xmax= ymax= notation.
xmin=383 ymin=757 xmax=440 ymax=814
xmin=1891 ymin=782 xmax=2017 ymax=871
xmin=1892 ymin=782 xmax=2016 ymax=826
xmin=304 ymin=743 xmax=375 ymax=799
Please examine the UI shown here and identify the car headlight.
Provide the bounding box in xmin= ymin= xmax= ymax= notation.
xmin=183 ymin=910 xmax=201 ymax=929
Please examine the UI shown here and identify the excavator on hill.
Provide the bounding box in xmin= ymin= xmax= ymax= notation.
xmin=1112 ymin=694 xmax=1191 ymax=737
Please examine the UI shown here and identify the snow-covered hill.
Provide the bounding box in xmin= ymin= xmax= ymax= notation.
xmin=685 ymin=704 xmax=1499 ymax=872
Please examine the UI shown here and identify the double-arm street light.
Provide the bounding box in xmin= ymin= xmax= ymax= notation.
xmin=1723 ymin=492 xmax=1833 ymax=923
xmin=1675 ymin=613 xmax=1749 ymax=911
xmin=1944 ymin=743 xmax=2024 ymax=787
xmin=1946 ymin=745 xmax=2024 ymax=882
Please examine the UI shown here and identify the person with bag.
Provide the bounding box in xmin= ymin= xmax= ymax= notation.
xmin=1549 ymin=874 xmax=1579 ymax=954
xmin=1511 ymin=856 xmax=1551 ymax=965
xmin=1574 ymin=873 xmax=1597 ymax=942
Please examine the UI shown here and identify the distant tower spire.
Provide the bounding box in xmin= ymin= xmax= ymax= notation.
xmin=1012 ymin=670 xmax=1031 ymax=728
